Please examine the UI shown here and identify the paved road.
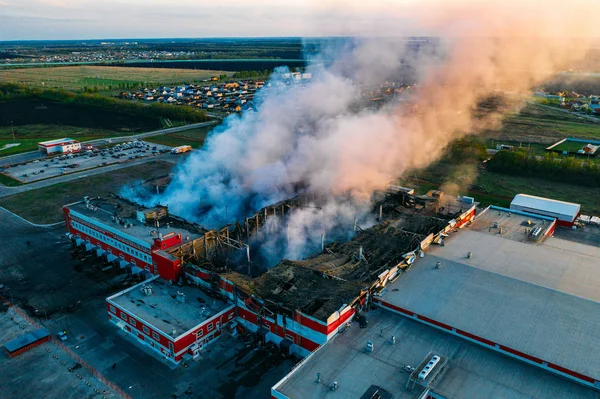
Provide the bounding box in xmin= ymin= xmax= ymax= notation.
xmin=0 ymin=152 xmax=188 ymax=198
xmin=0 ymin=120 xmax=216 ymax=167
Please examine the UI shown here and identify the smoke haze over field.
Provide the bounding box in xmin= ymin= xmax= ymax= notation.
xmin=123 ymin=0 xmax=598 ymax=260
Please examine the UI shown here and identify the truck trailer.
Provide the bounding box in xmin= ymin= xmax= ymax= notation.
xmin=171 ymin=145 xmax=192 ymax=154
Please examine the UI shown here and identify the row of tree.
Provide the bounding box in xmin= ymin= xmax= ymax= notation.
xmin=488 ymin=149 xmax=600 ymax=186
xmin=0 ymin=83 xmax=210 ymax=123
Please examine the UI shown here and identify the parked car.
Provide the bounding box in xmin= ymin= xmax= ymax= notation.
xmin=57 ymin=330 xmax=68 ymax=341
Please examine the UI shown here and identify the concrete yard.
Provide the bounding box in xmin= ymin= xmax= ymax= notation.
xmin=3 ymin=141 xmax=172 ymax=184
xmin=0 ymin=302 xmax=121 ymax=399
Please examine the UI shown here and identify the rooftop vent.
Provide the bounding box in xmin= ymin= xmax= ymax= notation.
xmin=176 ymin=291 xmax=185 ymax=304
xmin=141 ymin=285 xmax=153 ymax=296
xmin=366 ymin=341 xmax=374 ymax=352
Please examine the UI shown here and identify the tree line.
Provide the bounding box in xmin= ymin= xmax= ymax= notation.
xmin=488 ymin=149 xmax=600 ymax=187
xmin=0 ymin=83 xmax=210 ymax=123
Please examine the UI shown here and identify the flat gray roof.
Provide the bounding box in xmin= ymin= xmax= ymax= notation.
xmin=378 ymin=215 xmax=600 ymax=382
xmin=69 ymin=200 xmax=200 ymax=246
xmin=468 ymin=206 xmax=554 ymax=244
xmin=109 ymin=278 xmax=231 ymax=338
xmin=274 ymin=310 xmax=599 ymax=399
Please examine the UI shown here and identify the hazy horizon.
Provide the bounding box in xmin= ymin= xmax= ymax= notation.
xmin=3 ymin=0 xmax=596 ymax=42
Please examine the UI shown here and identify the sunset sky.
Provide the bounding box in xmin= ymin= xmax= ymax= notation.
xmin=0 ymin=0 xmax=594 ymax=41
xmin=0 ymin=0 xmax=416 ymax=40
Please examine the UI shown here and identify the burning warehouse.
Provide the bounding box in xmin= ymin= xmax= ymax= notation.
xmin=63 ymin=189 xmax=478 ymax=362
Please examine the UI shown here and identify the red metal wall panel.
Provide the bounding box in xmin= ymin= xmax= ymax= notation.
xmin=173 ymin=307 xmax=235 ymax=353
xmin=152 ymin=251 xmax=182 ymax=282
xmin=153 ymin=234 xmax=183 ymax=250
xmin=297 ymin=313 xmax=328 ymax=335
xmin=237 ymin=305 xmax=259 ymax=325
xmin=108 ymin=301 xmax=174 ymax=353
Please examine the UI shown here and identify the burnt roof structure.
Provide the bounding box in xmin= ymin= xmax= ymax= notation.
xmin=212 ymin=211 xmax=454 ymax=321
xmin=179 ymin=189 xmax=476 ymax=322
xmin=223 ymin=261 xmax=365 ymax=321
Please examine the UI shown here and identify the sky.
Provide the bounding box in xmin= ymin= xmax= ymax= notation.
xmin=0 ymin=0 xmax=420 ymax=41
xmin=1 ymin=0 xmax=595 ymax=41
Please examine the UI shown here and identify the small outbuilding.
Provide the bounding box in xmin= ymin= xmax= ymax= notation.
xmin=38 ymin=138 xmax=81 ymax=155
xmin=510 ymin=194 xmax=581 ymax=227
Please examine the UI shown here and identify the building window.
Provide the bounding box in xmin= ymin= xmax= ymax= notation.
xmin=228 ymin=312 xmax=234 ymax=320
xmin=285 ymin=334 xmax=294 ymax=343
xmin=197 ymin=330 xmax=204 ymax=338
xmin=143 ymin=325 xmax=149 ymax=334
xmin=109 ymin=305 xmax=116 ymax=314
xmin=169 ymin=342 xmax=174 ymax=353
xmin=129 ymin=318 xmax=136 ymax=327
xmin=121 ymin=313 xmax=128 ymax=322
xmin=207 ymin=323 xmax=214 ymax=332
xmin=152 ymin=332 xmax=160 ymax=341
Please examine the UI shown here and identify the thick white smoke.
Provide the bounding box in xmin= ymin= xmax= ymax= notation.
xmin=123 ymin=1 xmax=597 ymax=262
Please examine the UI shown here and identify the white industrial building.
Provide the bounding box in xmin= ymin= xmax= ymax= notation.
xmin=272 ymin=205 xmax=600 ymax=399
xmin=510 ymin=193 xmax=581 ymax=227
xmin=38 ymin=138 xmax=82 ymax=155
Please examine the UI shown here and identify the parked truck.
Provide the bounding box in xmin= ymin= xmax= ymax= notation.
xmin=171 ymin=145 xmax=192 ymax=154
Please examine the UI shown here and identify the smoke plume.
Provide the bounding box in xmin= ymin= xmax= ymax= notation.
xmin=123 ymin=0 xmax=597 ymax=261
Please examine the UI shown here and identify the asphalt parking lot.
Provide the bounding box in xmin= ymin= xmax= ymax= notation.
xmin=3 ymin=140 xmax=172 ymax=183
xmin=0 ymin=207 xmax=295 ymax=398
xmin=0 ymin=302 xmax=122 ymax=399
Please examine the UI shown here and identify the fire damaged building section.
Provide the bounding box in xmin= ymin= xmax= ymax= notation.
xmin=301 ymin=213 xmax=451 ymax=283
xmin=182 ymin=190 xmax=478 ymax=357
xmin=64 ymin=189 xmax=478 ymax=363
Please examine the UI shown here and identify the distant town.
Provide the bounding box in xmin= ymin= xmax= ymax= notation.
xmin=119 ymin=75 xmax=414 ymax=113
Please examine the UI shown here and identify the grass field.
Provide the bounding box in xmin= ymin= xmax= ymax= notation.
xmin=0 ymin=160 xmax=174 ymax=224
xmin=475 ymin=171 xmax=600 ymax=214
xmin=145 ymin=126 xmax=213 ymax=149
xmin=0 ymin=66 xmax=229 ymax=94
xmin=547 ymin=138 xmax=600 ymax=155
xmin=0 ymin=173 xmax=23 ymax=186
xmin=486 ymin=103 xmax=600 ymax=144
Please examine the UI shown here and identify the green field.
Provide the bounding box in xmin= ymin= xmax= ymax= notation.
xmin=475 ymin=171 xmax=600 ymax=214
xmin=486 ymin=103 xmax=600 ymax=144
xmin=547 ymin=139 xmax=600 ymax=155
xmin=0 ymin=173 xmax=23 ymax=186
xmin=145 ymin=126 xmax=212 ymax=149
xmin=0 ymin=160 xmax=174 ymax=224
xmin=0 ymin=66 xmax=229 ymax=94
